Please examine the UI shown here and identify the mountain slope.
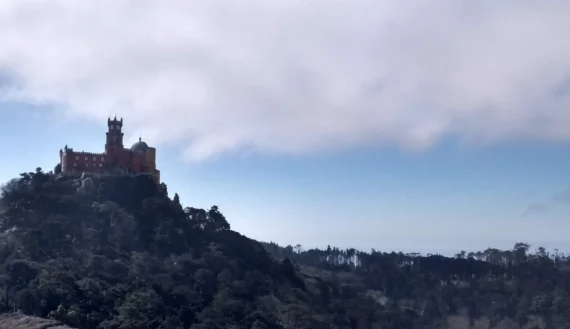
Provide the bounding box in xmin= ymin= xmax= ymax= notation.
xmin=0 ymin=169 xmax=411 ymax=329
xmin=260 ymin=241 xmax=570 ymax=329
xmin=5 ymin=168 xmax=566 ymax=328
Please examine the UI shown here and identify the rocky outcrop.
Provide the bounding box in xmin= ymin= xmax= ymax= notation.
xmin=0 ymin=314 xmax=74 ymax=329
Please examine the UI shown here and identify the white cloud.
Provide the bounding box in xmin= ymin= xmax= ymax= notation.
xmin=1 ymin=0 xmax=570 ymax=160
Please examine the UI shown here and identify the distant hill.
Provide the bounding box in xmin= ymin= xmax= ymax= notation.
xmin=259 ymin=241 xmax=570 ymax=329
xmin=0 ymin=168 xmax=568 ymax=328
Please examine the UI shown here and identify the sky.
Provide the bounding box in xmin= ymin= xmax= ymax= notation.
xmin=1 ymin=0 xmax=570 ymax=255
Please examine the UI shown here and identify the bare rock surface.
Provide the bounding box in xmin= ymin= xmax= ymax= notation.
xmin=0 ymin=314 xmax=74 ymax=329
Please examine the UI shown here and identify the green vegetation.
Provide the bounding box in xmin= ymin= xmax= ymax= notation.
xmin=262 ymin=242 xmax=570 ymax=328
xmin=0 ymin=168 xmax=569 ymax=328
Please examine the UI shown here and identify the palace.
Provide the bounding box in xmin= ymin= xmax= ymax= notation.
xmin=59 ymin=117 xmax=160 ymax=182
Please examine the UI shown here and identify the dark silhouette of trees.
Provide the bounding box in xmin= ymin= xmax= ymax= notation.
xmin=0 ymin=169 xmax=296 ymax=329
xmin=1 ymin=167 xmax=570 ymax=328
xmin=259 ymin=240 xmax=570 ymax=328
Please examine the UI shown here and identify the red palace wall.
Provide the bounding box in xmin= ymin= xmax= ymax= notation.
xmin=61 ymin=149 xmax=149 ymax=174
xmin=59 ymin=118 xmax=158 ymax=179
xmin=61 ymin=151 xmax=108 ymax=173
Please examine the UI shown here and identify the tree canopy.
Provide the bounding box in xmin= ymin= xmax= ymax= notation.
xmin=0 ymin=168 xmax=568 ymax=328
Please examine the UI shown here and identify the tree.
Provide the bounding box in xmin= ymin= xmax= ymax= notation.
xmin=206 ymin=206 xmax=230 ymax=231
xmin=113 ymin=290 xmax=165 ymax=329
xmin=173 ymin=193 xmax=181 ymax=206
xmin=3 ymin=167 xmax=570 ymax=329
xmin=514 ymin=242 xmax=530 ymax=265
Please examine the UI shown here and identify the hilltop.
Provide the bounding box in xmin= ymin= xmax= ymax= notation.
xmin=1 ymin=168 xmax=570 ymax=328
xmin=0 ymin=169 xmax=400 ymax=329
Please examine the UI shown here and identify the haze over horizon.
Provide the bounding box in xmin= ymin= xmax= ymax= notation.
xmin=1 ymin=1 xmax=570 ymax=255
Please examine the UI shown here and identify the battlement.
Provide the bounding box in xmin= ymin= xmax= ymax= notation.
xmin=60 ymin=146 xmax=105 ymax=157
xmin=64 ymin=150 xmax=105 ymax=157
xmin=108 ymin=116 xmax=123 ymax=127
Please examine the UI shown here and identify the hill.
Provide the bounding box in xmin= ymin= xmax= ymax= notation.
xmin=0 ymin=168 xmax=569 ymax=328
xmin=260 ymin=242 xmax=570 ymax=328
xmin=0 ymin=168 xmax=412 ymax=329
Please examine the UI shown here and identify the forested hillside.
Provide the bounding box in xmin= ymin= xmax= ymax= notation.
xmin=0 ymin=168 xmax=415 ymax=329
xmin=0 ymin=168 xmax=569 ymax=328
xmin=261 ymin=242 xmax=570 ymax=328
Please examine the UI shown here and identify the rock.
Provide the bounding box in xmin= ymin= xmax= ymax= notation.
xmin=76 ymin=185 xmax=87 ymax=195
xmin=76 ymin=177 xmax=96 ymax=195
xmin=54 ymin=175 xmax=66 ymax=182
xmin=0 ymin=313 xmax=74 ymax=329
xmin=81 ymin=177 xmax=95 ymax=189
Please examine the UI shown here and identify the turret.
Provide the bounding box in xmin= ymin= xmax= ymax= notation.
xmin=105 ymin=117 xmax=124 ymax=153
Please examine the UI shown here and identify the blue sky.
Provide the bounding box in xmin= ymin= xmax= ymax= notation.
xmin=1 ymin=1 xmax=570 ymax=255
xmin=1 ymin=103 xmax=570 ymax=255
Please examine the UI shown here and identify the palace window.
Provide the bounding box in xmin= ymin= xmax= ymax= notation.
xmin=76 ymin=156 xmax=79 ymax=160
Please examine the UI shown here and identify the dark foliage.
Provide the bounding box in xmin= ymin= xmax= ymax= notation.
xmin=0 ymin=170 xmax=306 ymax=329
xmin=261 ymin=242 xmax=570 ymax=328
xmin=0 ymin=168 xmax=567 ymax=328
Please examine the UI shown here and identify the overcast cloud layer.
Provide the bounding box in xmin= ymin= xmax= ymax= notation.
xmin=1 ymin=0 xmax=570 ymax=160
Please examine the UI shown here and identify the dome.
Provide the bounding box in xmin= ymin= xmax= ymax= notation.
xmin=131 ymin=138 xmax=149 ymax=154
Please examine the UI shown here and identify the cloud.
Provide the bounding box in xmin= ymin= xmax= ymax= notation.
xmin=523 ymin=189 xmax=570 ymax=217
xmin=553 ymin=190 xmax=570 ymax=203
xmin=521 ymin=203 xmax=547 ymax=218
xmin=1 ymin=1 xmax=570 ymax=161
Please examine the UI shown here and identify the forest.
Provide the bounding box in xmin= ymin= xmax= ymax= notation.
xmin=0 ymin=167 xmax=568 ymax=329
